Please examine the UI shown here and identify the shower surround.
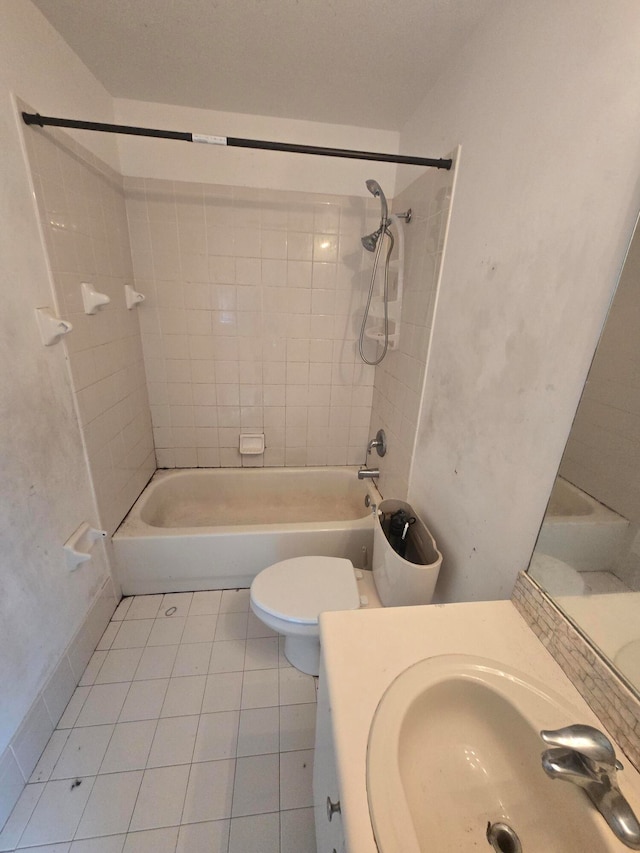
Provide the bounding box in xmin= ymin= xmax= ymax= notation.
xmin=125 ymin=179 xmax=379 ymax=468
xmin=24 ymin=122 xmax=155 ymax=535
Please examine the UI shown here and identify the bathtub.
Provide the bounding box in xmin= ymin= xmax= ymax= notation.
xmin=113 ymin=467 xmax=377 ymax=594
xmin=536 ymin=477 xmax=629 ymax=571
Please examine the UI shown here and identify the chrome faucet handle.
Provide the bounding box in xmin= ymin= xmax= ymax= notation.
xmin=540 ymin=725 xmax=622 ymax=771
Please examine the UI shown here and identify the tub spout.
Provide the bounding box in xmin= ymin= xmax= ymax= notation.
xmin=358 ymin=467 xmax=379 ymax=479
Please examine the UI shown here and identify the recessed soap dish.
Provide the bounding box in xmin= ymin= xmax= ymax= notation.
xmin=239 ymin=433 xmax=265 ymax=455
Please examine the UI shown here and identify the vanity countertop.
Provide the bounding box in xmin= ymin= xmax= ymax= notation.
xmin=318 ymin=599 xmax=640 ymax=853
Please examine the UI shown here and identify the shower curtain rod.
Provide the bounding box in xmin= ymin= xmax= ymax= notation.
xmin=21 ymin=112 xmax=452 ymax=170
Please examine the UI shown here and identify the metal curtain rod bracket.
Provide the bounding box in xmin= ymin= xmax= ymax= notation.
xmin=21 ymin=112 xmax=452 ymax=170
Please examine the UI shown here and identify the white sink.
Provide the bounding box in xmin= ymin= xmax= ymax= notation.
xmin=366 ymin=654 xmax=634 ymax=852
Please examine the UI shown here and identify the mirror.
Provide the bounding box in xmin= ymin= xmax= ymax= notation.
xmin=528 ymin=213 xmax=640 ymax=695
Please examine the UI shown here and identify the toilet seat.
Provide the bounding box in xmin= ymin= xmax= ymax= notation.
xmin=250 ymin=556 xmax=360 ymax=625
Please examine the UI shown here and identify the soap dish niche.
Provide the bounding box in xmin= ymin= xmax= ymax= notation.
xmin=239 ymin=433 xmax=265 ymax=455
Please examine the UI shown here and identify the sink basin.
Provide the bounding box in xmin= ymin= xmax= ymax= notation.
xmin=366 ymin=654 xmax=631 ymax=852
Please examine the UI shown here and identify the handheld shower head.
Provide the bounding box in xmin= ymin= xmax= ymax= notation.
xmin=361 ymin=226 xmax=382 ymax=252
xmin=365 ymin=179 xmax=388 ymax=223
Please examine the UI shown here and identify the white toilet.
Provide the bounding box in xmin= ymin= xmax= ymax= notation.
xmin=250 ymin=500 xmax=443 ymax=675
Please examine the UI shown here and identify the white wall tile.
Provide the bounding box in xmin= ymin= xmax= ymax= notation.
xmin=127 ymin=182 xmax=373 ymax=467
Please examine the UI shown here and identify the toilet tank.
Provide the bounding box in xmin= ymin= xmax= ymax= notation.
xmin=372 ymin=499 xmax=443 ymax=607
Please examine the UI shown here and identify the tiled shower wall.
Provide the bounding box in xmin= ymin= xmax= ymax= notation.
xmin=371 ymin=164 xmax=455 ymax=499
xmin=125 ymin=180 xmax=379 ymax=468
xmin=24 ymin=125 xmax=155 ymax=534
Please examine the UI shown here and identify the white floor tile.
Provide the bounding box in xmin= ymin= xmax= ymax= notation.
xmin=279 ymin=704 xmax=316 ymax=753
xmin=232 ymin=754 xmax=279 ymax=817
xmin=111 ymin=599 xmax=132 ymax=621
xmin=209 ymin=641 xmax=246 ymax=674
xmin=134 ymin=646 xmax=179 ymax=681
xmin=182 ymin=761 xmax=235 ymax=824
xmin=214 ymin=614 xmax=248 ymax=642
xmin=96 ymin=623 xmax=119 ymax=651
xmin=228 ymin=812 xmax=279 ymax=853
xmin=280 ymin=807 xmax=317 ymax=853
xmin=100 ymin=721 xmax=156 ymax=774
xmin=147 ymin=618 xmax=186 ymax=647
xmin=171 ymin=643 xmax=212 ymax=677
xmin=122 ymin=826 xmax=179 ymax=853
xmin=51 ymin=726 xmax=114 ymax=780
xmin=244 ymin=638 xmax=279 ymax=671
xmin=95 ymin=648 xmax=144 ymax=684
xmin=202 ymin=673 xmax=243 ymax=713
xmin=80 ymin=652 xmax=108 ymax=686
xmin=279 ymin=668 xmax=316 ymax=705
xmin=15 ymin=591 xmax=321 ymax=853
xmin=111 ymin=621 xmax=155 ymax=650
xmin=147 ymin=716 xmax=198 ymax=768
xmin=246 ymin=613 xmax=277 ymax=639
xmin=241 ymin=669 xmax=279 ymax=710
xmin=76 ymin=684 xmax=130 ymax=727
xmin=57 ymin=688 xmax=91 ymax=729
xmin=176 ymin=820 xmax=229 ymax=853
xmin=188 ymin=591 xmax=222 ymax=616
xmin=279 ymin=750 xmax=314 ymax=810
xmin=237 ymin=708 xmax=279 ymax=757
xmin=75 ymin=770 xmax=143 ymax=839
xmin=219 ymin=590 xmax=250 ymax=613
xmin=158 ymin=593 xmax=193 ymax=618
xmin=0 ymin=782 xmax=44 ymax=851
xmin=193 ymin=712 xmax=239 ymax=762
xmin=70 ymin=835 xmax=125 ymax=853
xmin=160 ymin=676 xmax=206 ymax=717
xmin=119 ymin=680 xmax=168 ymax=723
xmin=30 ymin=731 xmax=70 ymax=783
xmin=124 ymin=596 xmax=161 ymax=621
xmin=181 ymin=615 xmax=218 ymax=644
xmin=130 ymin=765 xmax=190 ymax=832
xmin=18 ymin=777 xmax=94 ymax=847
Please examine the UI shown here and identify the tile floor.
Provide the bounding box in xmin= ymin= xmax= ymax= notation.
xmin=1 ymin=591 xmax=318 ymax=853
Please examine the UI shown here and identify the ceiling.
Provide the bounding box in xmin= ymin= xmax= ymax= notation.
xmin=32 ymin=0 xmax=492 ymax=131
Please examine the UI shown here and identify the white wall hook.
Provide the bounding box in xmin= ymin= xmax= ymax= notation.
xmin=81 ymin=282 xmax=111 ymax=315
xmin=35 ymin=307 xmax=73 ymax=346
xmin=125 ymin=284 xmax=145 ymax=309
xmin=63 ymin=522 xmax=107 ymax=571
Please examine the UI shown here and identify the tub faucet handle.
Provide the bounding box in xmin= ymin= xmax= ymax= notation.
xmin=367 ymin=429 xmax=387 ymax=457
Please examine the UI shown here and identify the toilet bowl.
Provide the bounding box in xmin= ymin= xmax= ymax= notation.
xmin=250 ymin=501 xmax=443 ymax=675
xmin=250 ymin=556 xmax=361 ymax=675
xmin=529 ymin=552 xmax=587 ymax=596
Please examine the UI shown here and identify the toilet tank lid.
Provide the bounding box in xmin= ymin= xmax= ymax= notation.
xmin=250 ymin=556 xmax=360 ymax=624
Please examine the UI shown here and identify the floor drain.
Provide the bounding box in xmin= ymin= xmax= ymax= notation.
xmin=486 ymin=821 xmax=522 ymax=853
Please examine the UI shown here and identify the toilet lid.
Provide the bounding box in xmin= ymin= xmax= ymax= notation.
xmin=250 ymin=556 xmax=360 ymax=625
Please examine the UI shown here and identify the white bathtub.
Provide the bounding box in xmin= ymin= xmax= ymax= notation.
xmin=536 ymin=477 xmax=629 ymax=571
xmin=113 ymin=467 xmax=376 ymax=594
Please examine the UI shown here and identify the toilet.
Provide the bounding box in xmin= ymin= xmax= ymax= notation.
xmin=529 ymin=552 xmax=587 ymax=596
xmin=250 ymin=499 xmax=443 ymax=675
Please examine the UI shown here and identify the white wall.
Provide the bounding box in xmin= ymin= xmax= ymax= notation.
xmin=0 ymin=0 xmax=118 ymax=754
xmin=114 ymin=98 xmax=399 ymax=197
xmin=403 ymin=0 xmax=640 ymax=601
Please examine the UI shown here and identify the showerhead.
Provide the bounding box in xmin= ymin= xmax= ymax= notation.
xmin=361 ymin=226 xmax=383 ymax=252
xmin=365 ymin=179 xmax=388 ymax=223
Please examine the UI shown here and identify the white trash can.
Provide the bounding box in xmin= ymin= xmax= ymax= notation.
xmin=373 ymin=499 xmax=443 ymax=606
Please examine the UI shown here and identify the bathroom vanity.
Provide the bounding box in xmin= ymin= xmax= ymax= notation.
xmin=313 ymin=601 xmax=640 ymax=852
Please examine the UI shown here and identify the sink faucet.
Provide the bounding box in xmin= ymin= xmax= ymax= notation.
xmin=540 ymin=724 xmax=640 ymax=849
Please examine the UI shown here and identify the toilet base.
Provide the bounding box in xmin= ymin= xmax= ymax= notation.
xmin=284 ymin=634 xmax=321 ymax=676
